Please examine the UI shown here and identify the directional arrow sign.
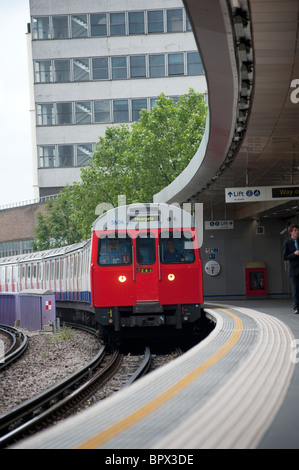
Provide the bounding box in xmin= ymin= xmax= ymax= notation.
xmin=225 ymin=186 xmax=299 ymax=203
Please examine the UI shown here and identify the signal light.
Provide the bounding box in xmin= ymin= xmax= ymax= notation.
xmin=168 ymin=273 xmax=175 ymax=281
xmin=118 ymin=275 xmax=127 ymax=283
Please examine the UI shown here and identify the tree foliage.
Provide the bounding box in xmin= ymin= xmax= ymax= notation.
xmin=33 ymin=89 xmax=207 ymax=249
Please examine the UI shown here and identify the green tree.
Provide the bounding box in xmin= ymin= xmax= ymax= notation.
xmin=131 ymin=90 xmax=207 ymax=200
xmin=33 ymin=89 xmax=207 ymax=249
xmin=32 ymin=186 xmax=83 ymax=250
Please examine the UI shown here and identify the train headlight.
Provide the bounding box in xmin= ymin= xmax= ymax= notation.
xmin=118 ymin=275 xmax=127 ymax=283
xmin=168 ymin=273 xmax=175 ymax=281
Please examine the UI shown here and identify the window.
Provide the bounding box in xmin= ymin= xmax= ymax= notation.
xmin=167 ymin=9 xmax=183 ymax=32
xmin=149 ymin=54 xmax=165 ymax=78
xmin=186 ymin=14 xmax=192 ymax=31
xmin=91 ymin=13 xmax=107 ymax=37
xmin=56 ymin=259 xmax=60 ymax=281
xmin=75 ymin=101 xmax=92 ymax=124
xmin=27 ymin=264 xmax=31 ymax=283
xmin=136 ymin=234 xmax=156 ymax=265
xmin=56 ymin=102 xmax=73 ymax=125
xmin=132 ymin=99 xmax=147 ymax=121
xmin=98 ymin=236 xmax=132 ymax=265
xmin=52 ymin=16 xmax=69 ymax=39
xmin=92 ymin=58 xmax=109 ymax=80
xmin=58 ymin=145 xmax=74 ymax=167
xmin=130 ymin=55 xmax=146 ymax=78
xmin=71 ymin=14 xmax=88 ymax=38
xmin=159 ymin=231 xmax=195 ymax=264
xmin=187 ymin=52 xmax=203 ymax=75
xmin=129 ymin=12 xmax=144 ymax=35
xmin=34 ymin=60 xmax=52 ymax=83
xmin=148 ymin=10 xmax=164 ymax=33
xmin=112 ymin=57 xmax=127 ymax=79
xmin=110 ymin=13 xmax=126 ymax=36
xmin=32 ymin=17 xmax=50 ymax=39
xmin=37 ymin=104 xmax=54 ymax=126
xmin=150 ymin=98 xmax=158 ymax=109
xmin=168 ymin=53 xmax=184 ymax=75
xmin=54 ymin=59 xmax=71 ymax=82
xmin=77 ymin=144 xmax=93 ymax=166
xmin=94 ymin=100 xmax=111 ymax=122
xmin=113 ymin=100 xmax=129 ymax=122
xmin=39 ymin=146 xmax=56 ymax=167
xmin=74 ymin=58 xmax=90 ymax=81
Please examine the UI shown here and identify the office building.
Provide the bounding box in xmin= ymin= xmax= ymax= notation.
xmin=28 ymin=0 xmax=207 ymax=198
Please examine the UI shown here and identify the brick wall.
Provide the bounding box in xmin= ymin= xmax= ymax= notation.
xmin=0 ymin=203 xmax=46 ymax=243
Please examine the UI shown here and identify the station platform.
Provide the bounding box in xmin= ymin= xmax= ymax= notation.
xmin=13 ymin=298 xmax=299 ymax=449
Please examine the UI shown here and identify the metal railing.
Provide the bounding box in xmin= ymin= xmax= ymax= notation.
xmin=0 ymin=194 xmax=58 ymax=211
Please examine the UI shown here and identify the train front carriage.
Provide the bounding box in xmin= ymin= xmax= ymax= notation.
xmin=91 ymin=203 xmax=203 ymax=338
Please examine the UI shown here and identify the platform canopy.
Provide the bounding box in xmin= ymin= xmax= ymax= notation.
xmin=154 ymin=0 xmax=299 ymax=221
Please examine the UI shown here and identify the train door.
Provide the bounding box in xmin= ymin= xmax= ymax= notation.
xmin=135 ymin=232 xmax=159 ymax=302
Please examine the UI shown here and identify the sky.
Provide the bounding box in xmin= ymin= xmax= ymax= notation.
xmin=0 ymin=0 xmax=34 ymax=207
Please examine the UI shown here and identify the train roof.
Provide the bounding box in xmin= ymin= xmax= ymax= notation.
xmin=0 ymin=240 xmax=90 ymax=265
xmin=92 ymin=202 xmax=196 ymax=233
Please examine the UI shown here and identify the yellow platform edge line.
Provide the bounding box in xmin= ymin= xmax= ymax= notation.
xmin=76 ymin=308 xmax=242 ymax=449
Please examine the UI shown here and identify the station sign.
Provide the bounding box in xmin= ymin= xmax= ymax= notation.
xmin=205 ymin=220 xmax=234 ymax=230
xmin=225 ymin=185 xmax=299 ymax=203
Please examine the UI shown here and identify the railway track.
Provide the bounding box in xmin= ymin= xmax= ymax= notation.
xmin=0 ymin=325 xmax=28 ymax=371
xmin=0 ymin=339 xmax=152 ymax=448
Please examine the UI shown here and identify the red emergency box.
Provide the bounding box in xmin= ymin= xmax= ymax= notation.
xmin=245 ymin=262 xmax=267 ymax=296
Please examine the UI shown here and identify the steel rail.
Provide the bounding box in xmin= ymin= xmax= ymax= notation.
xmin=0 ymin=340 xmax=107 ymax=447
xmin=124 ymin=347 xmax=152 ymax=387
xmin=0 ymin=347 xmax=124 ymax=449
xmin=0 ymin=324 xmax=28 ymax=371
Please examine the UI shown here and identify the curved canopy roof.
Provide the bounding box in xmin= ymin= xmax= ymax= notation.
xmin=155 ymin=0 xmax=299 ymax=221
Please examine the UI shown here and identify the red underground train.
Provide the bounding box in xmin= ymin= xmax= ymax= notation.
xmin=90 ymin=203 xmax=203 ymax=338
xmin=0 ymin=203 xmax=203 ymax=340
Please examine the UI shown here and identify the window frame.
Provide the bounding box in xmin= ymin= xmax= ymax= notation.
xmin=97 ymin=235 xmax=133 ymax=266
xmin=52 ymin=15 xmax=69 ymax=39
xmin=71 ymin=14 xmax=88 ymax=38
xmin=159 ymin=231 xmax=195 ymax=265
xmin=130 ymin=55 xmax=146 ymax=78
xmin=147 ymin=10 xmax=164 ymax=34
xmin=90 ymin=13 xmax=107 ymax=37
xmin=110 ymin=12 xmax=126 ymax=36
xmin=128 ymin=11 xmax=145 ymax=35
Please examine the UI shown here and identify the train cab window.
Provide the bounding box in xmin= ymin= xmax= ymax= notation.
xmin=98 ymin=236 xmax=132 ymax=265
xmin=136 ymin=233 xmax=156 ymax=265
xmin=160 ymin=231 xmax=195 ymax=264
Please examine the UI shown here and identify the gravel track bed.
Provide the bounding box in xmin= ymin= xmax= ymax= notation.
xmin=0 ymin=326 xmax=181 ymax=422
xmin=0 ymin=327 xmax=100 ymax=415
xmin=88 ymin=350 xmax=179 ymax=405
xmin=0 ymin=331 xmax=12 ymax=355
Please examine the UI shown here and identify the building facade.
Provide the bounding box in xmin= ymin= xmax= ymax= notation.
xmin=28 ymin=0 xmax=207 ymax=198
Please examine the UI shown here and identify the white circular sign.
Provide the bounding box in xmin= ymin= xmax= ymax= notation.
xmin=205 ymin=260 xmax=221 ymax=276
